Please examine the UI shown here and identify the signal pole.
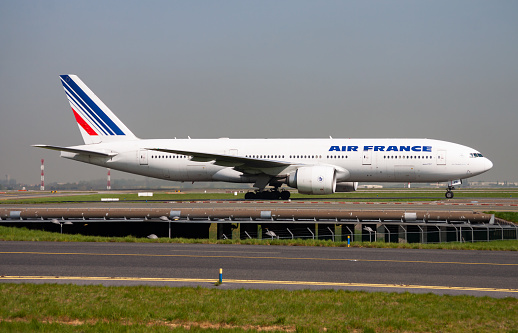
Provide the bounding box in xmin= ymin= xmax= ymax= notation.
xmin=40 ymin=159 xmax=44 ymax=191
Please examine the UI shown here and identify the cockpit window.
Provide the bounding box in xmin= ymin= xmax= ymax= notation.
xmin=470 ymin=153 xmax=484 ymax=158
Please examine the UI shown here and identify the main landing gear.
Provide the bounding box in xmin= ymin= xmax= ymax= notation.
xmin=244 ymin=189 xmax=291 ymax=200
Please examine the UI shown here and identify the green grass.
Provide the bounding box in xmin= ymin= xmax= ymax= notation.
xmin=1 ymin=225 xmax=517 ymax=250
xmin=492 ymin=211 xmax=518 ymax=224
xmin=0 ymin=284 xmax=516 ymax=332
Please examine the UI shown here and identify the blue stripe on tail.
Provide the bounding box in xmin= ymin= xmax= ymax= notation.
xmin=62 ymin=84 xmax=111 ymax=135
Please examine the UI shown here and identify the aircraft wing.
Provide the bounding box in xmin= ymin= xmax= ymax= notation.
xmin=147 ymin=148 xmax=293 ymax=170
xmin=32 ymin=145 xmax=118 ymax=158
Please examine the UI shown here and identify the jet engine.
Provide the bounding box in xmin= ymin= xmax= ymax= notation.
xmin=287 ymin=166 xmax=336 ymax=195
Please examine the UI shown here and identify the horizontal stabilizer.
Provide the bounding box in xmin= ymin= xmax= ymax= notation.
xmin=32 ymin=144 xmax=118 ymax=158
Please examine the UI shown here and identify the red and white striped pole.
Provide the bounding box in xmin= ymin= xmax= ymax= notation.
xmin=107 ymin=168 xmax=111 ymax=190
xmin=40 ymin=159 xmax=45 ymax=191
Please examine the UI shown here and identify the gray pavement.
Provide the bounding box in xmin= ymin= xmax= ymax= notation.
xmin=1 ymin=241 xmax=517 ymax=298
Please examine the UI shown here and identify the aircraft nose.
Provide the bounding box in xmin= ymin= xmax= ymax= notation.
xmin=484 ymin=158 xmax=493 ymax=171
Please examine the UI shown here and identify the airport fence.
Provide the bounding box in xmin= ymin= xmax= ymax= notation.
xmin=218 ymin=222 xmax=518 ymax=244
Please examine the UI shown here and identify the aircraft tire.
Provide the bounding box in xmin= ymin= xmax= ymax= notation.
xmin=271 ymin=190 xmax=281 ymax=200
xmin=445 ymin=191 xmax=454 ymax=199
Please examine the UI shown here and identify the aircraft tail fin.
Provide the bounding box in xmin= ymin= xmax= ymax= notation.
xmin=59 ymin=75 xmax=138 ymax=144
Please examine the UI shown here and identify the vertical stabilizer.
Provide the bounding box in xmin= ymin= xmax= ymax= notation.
xmin=59 ymin=74 xmax=138 ymax=144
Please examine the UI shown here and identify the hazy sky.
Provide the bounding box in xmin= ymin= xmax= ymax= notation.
xmin=1 ymin=1 xmax=516 ymax=185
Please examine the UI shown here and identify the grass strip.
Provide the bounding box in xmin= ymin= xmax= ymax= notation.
xmin=0 ymin=284 xmax=517 ymax=332
xmin=1 ymin=225 xmax=517 ymax=251
xmin=490 ymin=211 xmax=518 ymax=224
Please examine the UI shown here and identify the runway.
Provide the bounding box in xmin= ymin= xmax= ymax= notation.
xmin=1 ymin=241 xmax=517 ymax=298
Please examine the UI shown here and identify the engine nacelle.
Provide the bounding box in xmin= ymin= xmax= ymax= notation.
xmin=287 ymin=166 xmax=336 ymax=195
xmin=335 ymin=181 xmax=358 ymax=192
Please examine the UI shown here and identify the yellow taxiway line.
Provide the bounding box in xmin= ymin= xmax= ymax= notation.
xmin=0 ymin=275 xmax=517 ymax=294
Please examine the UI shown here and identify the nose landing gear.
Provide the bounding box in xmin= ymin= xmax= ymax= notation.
xmin=445 ymin=186 xmax=454 ymax=199
xmin=445 ymin=180 xmax=462 ymax=199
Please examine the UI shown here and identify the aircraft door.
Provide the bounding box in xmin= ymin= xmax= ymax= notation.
xmin=139 ymin=150 xmax=148 ymax=165
xmin=436 ymin=150 xmax=446 ymax=165
xmin=362 ymin=150 xmax=372 ymax=165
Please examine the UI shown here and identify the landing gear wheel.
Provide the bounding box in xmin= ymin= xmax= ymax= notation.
xmin=445 ymin=191 xmax=454 ymax=199
xmin=280 ymin=191 xmax=291 ymax=200
xmin=252 ymin=191 xmax=270 ymax=200
xmin=246 ymin=189 xmax=289 ymax=200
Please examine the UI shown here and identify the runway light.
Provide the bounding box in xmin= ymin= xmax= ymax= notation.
xmin=51 ymin=219 xmax=72 ymax=234
xmin=265 ymin=229 xmax=277 ymax=239
xmin=363 ymin=227 xmax=376 ymax=242
xmin=159 ymin=216 xmax=174 ymax=239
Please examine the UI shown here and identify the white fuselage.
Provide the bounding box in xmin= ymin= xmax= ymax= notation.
xmin=61 ymin=138 xmax=493 ymax=184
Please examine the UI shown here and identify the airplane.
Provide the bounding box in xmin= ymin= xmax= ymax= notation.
xmin=34 ymin=75 xmax=493 ymax=200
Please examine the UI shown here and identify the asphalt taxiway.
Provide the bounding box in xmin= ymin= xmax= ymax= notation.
xmin=1 ymin=241 xmax=517 ymax=298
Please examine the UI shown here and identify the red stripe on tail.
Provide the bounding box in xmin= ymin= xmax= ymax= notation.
xmin=72 ymin=108 xmax=98 ymax=136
